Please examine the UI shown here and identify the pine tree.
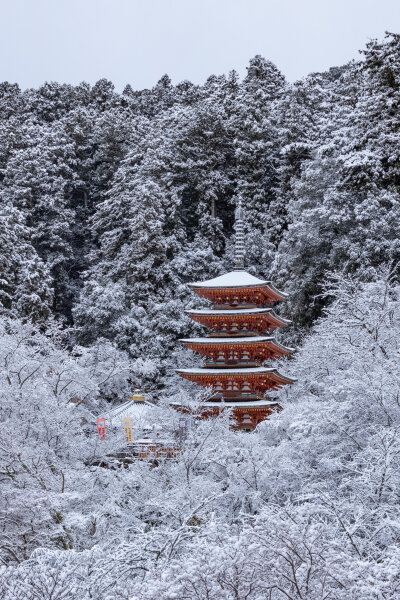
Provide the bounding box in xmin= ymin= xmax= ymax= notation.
xmin=0 ymin=205 xmax=53 ymax=322
xmin=229 ymin=57 xmax=286 ymax=274
xmin=22 ymin=81 xmax=76 ymax=123
xmin=73 ymin=154 xmax=187 ymax=372
xmin=272 ymin=47 xmax=400 ymax=327
xmin=2 ymin=121 xmax=78 ymax=320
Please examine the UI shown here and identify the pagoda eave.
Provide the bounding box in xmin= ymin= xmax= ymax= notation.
xmin=186 ymin=307 xmax=290 ymax=320
xmin=179 ymin=336 xmax=293 ymax=360
xmin=180 ymin=336 xmax=271 ymax=344
xmin=190 ymin=286 xmax=284 ymax=305
xmin=176 ymin=367 xmax=296 ymax=393
xmin=170 ymin=398 xmax=278 ymax=409
xmin=171 ymin=400 xmax=281 ymax=431
xmin=185 ymin=308 xmax=290 ymax=332
xmin=188 ymin=271 xmax=288 ymax=301
xmin=179 ymin=336 xmax=292 ymax=350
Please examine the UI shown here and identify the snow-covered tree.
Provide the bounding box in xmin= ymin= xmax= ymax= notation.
xmin=2 ymin=33 xmax=400 ymax=599
xmin=2 ymin=122 xmax=78 ymax=320
xmin=0 ymin=205 xmax=53 ymax=323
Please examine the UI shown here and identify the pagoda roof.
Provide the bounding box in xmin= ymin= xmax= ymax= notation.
xmin=186 ymin=307 xmax=290 ymax=321
xmin=176 ymin=367 xmax=295 ymax=381
xmin=203 ymin=399 xmax=278 ymax=408
xmin=170 ymin=398 xmax=279 ymax=408
xmin=180 ymin=335 xmax=272 ymax=344
xmin=179 ymin=336 xmax=293 ymax=352
xmin=188 ymin=270 xmax=288 ymax=297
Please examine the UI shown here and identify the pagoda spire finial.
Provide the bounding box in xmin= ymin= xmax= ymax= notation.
xmin=234 ymin=198 xmax=245 ymax=270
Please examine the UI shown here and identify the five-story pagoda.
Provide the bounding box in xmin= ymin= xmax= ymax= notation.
xmin=176 ymin=202 xmax=295 ymax=431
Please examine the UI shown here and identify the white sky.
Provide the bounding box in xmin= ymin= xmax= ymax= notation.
xmin=1 ymin=0 xmax=400 ymax=91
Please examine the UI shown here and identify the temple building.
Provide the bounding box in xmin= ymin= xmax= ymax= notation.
xmin=175 ymin=201 xmax=296 ymax=431
xmin=96 ymin=391 xmax=178 ymax=461
xmin=105 ymin=389 xmax=156 ymax=433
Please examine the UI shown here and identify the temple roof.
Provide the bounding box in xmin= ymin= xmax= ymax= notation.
xmin=202 ymin=399 xmax=279 ymax=408
xmin=176 ymin=366 xmax=294 ymax=379
xmin=179 ymin=336 xmax=293 ymax=352
xmin=170 ymin=398 xmax=279 ymax=408
xmin=186 ymin=307 xmax=289 ymax=319
xmin=104 ymin=399 xmax=157 ymax=428
xmin=180 ymin=335 xmax=273 ymax=344
xmin=179 ymin=335 xmax=294 ymax=352
xmin=188 ymin=270 xmax=288 ymax=297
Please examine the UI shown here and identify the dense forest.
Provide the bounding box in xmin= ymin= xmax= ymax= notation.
xmin=1 ymin=33 xmax=400 ymax=599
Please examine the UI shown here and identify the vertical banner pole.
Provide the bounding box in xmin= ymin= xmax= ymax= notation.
xmin=123 ymin=418 xmax=133 ymax=443
xmin=179 ymin=417 xmax=188 ymax=443
xmin=97 ymin=418 xmax=106 ymax=440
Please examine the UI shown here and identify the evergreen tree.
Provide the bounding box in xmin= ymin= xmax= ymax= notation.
xmin=0 ymin=205 xmax=53 ymax=323
xmin=73 ymin=154 xmax=188 ymax=383
xmin=22 ymin=81 xmax=76 ymax=123
xmin=272 ymin=47 xmax=400 ymax=326
xmin=230 ymin=57 xmax=286 ymax=273
xmin=2 ymin=122 xmax=78 ymax=320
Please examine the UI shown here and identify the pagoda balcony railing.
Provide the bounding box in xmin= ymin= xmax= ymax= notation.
xmin=207 ymin=330 xmax=259 ymax=336
xmin=204 ymin=361 xmax=259 ymax=368
xmin=211 ymin=303 xmax=259 ymax=310
xmin=210 ymin=391 xmax=263 ymax=400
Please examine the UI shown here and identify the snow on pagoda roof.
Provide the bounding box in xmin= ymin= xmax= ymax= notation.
xmin=169 ymin=398 xmax=279 ymax=408
xmin=179 ymin=336 xmax=294 ymax=352
xmin=204 ymin=399 xmax=279 ymax=408
xmin=177 ymin=366 xmax=278 ymax=375
xmin=188 ymin=270 xmax=288 ymax=297
xmin=180 ymin=336 xmax=273 ymax=344
xmin=188 ymin=307 xmax=277 ymax=315
xmin=176 ymin=366 xmax=297 ymax=384
xmin=189 ymin=270 xmax=265 ymax=288
xmin=185 ymin=307 xmax=291 ymax=324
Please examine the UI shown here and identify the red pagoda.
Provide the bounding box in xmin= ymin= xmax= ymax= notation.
xmin=176 ymin=201 xmax=295 ymax=431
